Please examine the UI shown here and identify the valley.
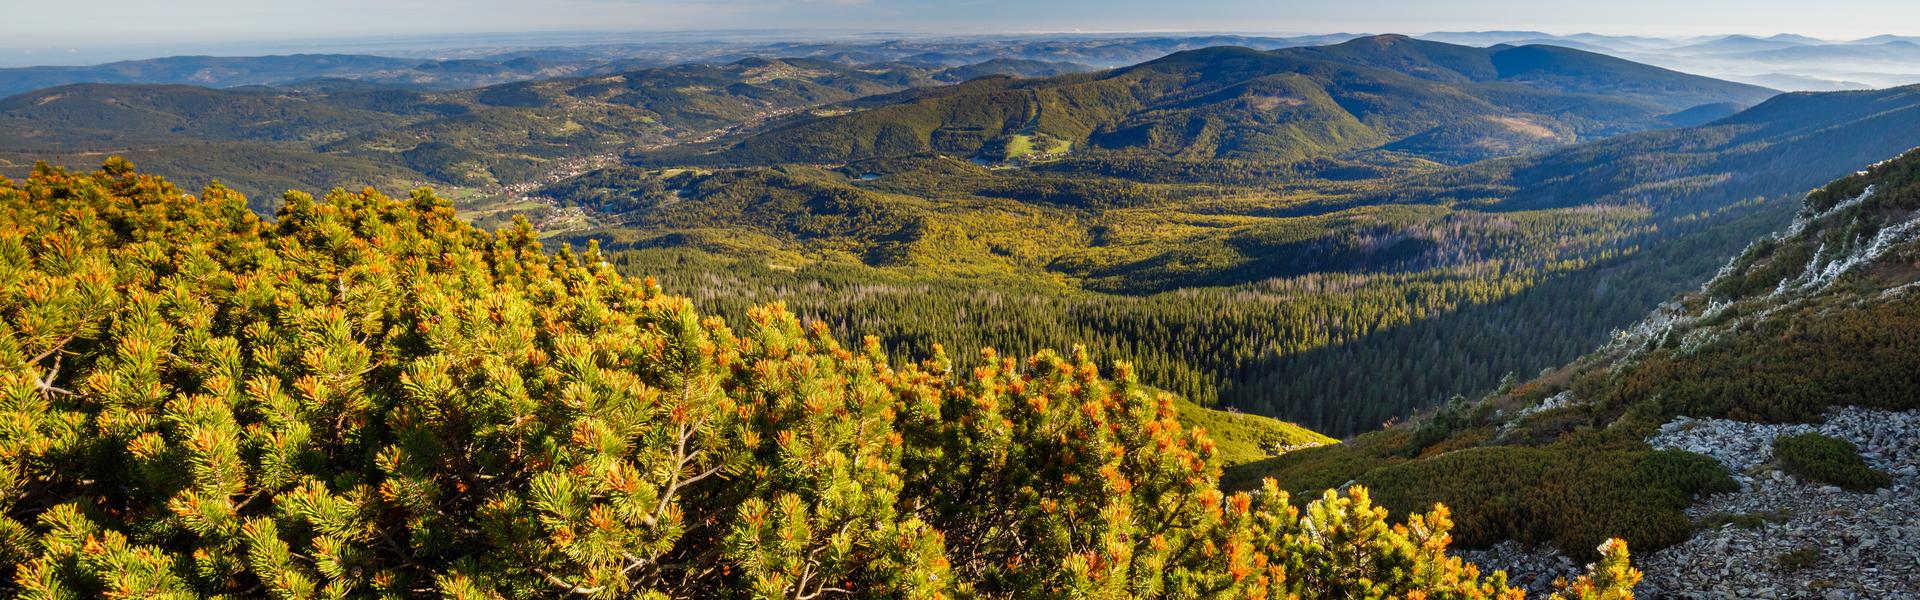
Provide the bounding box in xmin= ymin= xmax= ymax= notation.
xmin=10 ymin=35 xmax=1916 ymax=438
xmin=6 ymin=22 xmax=1920 ymax=597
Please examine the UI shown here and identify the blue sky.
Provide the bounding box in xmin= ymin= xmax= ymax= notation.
xmin=5 ymin=0 xmax=1920 ymax=47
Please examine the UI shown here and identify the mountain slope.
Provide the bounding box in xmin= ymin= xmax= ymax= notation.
xmin=646 ymin=37 xmax=1775 ymax=167
xmin=1282 ymin=35 xmax=1775 ymax=110
xmin=1572 ymin=148 xmax=1920 ymax=421
xmin=933 ymin=58 xmax=1095 ymax=82
xmin=1227 ymin=148 xmax=1920 ymax=589
xmin=0 ymin=58 xmax=930 ymax=195
xmin=1372 ymin=84 xmax=1920 ymax=217
xmin=0 ymin=83 xmax=414 ymax=144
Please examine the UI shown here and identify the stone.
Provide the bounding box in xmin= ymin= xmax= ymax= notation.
xmin=1634 ymin=407 xmax=1920 ymax=597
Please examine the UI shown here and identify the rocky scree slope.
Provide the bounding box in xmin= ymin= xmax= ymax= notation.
xmin=1479 ymin=147 xmax=1920 ymax=597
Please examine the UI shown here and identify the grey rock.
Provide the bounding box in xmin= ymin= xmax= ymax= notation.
xmin=1636 ymin=407 xmax=1920 ymax=597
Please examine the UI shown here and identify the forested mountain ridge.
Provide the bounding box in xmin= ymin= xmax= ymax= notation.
xmin=0 ymin=53 xmax=580 ymax=99
xmin=0 ymin=160 xmax=1638 ymax=598
xmin=535 ymin=76 xmax=1920 ymax=438
xmin=644 ymin=36 xmax=1774 ymax=167
xmin=1281 ymin=35 xmax=1774 ymax=110
xmin=0 ymin=51 xmax=1090 ymax=102
xmin=929 ymin=58 xmax=1097 ymax=82
xmin=0 ymin=38 xmax=1784 ymax=207
xmin=0 ymin=57 xmax=931 ymax=197
xmin=1538 ymin=146 xmax=1920 ymax=421
xmin=0 ymin=34 xmax=1356 ymax=100
xmin=1228 ymin=148 xmax=1920 ymax=590
xmin=1409 ymin=83 xmax=1920 ymax=215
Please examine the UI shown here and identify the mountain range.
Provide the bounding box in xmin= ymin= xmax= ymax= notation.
xmin=643 ymin=36 xmax=1773 ymax=167
xmin=0 ymin=57 xmax=1029 ymax=196
xmin=6 ymin=33 xmax=1918 ymax=436
xmin=0 ymin=35 xmax=1781 ymax=203
xmin=6 ymin=24 xmax=1920 ymax=597
xmin=1414 ymin=31 xmax=1920 ymax=91
xmin=16 ymin=28 xmax=1920 ymax=100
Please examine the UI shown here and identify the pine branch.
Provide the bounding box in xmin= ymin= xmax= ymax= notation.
xmin=34 ymin=354 xmax=74 ymax=397
xmin=646 ymin=414 xmax=712 ymax=528
xmin=796 ymin=585 xmax=852 ymax=600
xmin=27 ymin=332 xmax=77 ymax=367
xmin=533 ymin=567 xmax=605 ymax=596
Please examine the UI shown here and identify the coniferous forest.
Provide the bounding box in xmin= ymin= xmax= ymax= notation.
xmin=6 ymin=16 xmax=1920 ymax=598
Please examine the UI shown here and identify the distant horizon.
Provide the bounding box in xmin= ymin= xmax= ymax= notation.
xmin=4 ymin=26 xmax=1920 ymax=69
xmin=5 ymin=0 xmax=1920 ymax=67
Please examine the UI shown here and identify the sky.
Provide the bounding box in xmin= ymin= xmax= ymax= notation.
xmin=5 ymin=0 xmax=1920 ymax=57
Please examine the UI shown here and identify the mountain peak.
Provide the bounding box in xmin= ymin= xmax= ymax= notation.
xmin=1333 ymin=33 xmax=1428 ymax=48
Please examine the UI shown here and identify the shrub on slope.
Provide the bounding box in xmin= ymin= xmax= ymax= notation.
xmin=1774 ymin=433 xmax=1891 ymax=491
xmin=0 ymin=159 xmax=1633 ymax=598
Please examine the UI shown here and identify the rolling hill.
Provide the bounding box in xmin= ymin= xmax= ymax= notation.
xmin=1675 ymin=34 xmax=1817 ymax=54
xmin=0 ymin=53 xmax=584 ymax=99
xmin=642 ymin=36 xmax=1775 ymax=167
xmin=1282 ymin=35 xmax=1774 ymax=110
xmin=1403 ymin=84 xmax=1920 ymax=215
xmin=932 ymin=58 xmax=1096 ymax=82
xmin=0 ymin=57 xmax=939 ymax=198
xmin=0 ymin=83 xmax=415 ymax=144
xmin=0 ymin=55 xmax=1148 ymax=199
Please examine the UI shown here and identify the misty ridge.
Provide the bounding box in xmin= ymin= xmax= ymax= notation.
xmin=4 ymin=29 xmax=1919 ymax=98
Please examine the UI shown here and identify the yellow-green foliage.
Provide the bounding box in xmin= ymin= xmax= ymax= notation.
xmin=1171 ymin=401 xmax=1335 ymax=466
xmin=0 ymin=160 xmax=1636 ymax=598
xmin=1221 ymin=430 xmax=1412 ymax=497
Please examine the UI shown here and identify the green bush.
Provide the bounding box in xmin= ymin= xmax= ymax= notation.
xmin=1775 ymin=433 xmax=1892 ymax=491
xmin=1341 ymin=438 xmax=1734 ymax=559
xmin=1230 ymin=423 xmax=1738 ymax=560
xmin=0 ymin=161 xmax=1641 ymax=599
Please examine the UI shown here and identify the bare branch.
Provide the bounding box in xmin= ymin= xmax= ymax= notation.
xmin=797 ymin=586 xmax=853 ymax=600
xmin=28 ymin=333 xmax=77 ymax=367
xmin=533 ymin=567 xmax=606 ymax=596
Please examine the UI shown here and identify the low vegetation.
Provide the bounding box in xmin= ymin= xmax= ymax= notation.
xmin=1696 ymin=510 xmax=1790 ymax=531
xmin=1225 ymin=428 xmax=1736 ymax=559
xmin=1774 ymin=434 xmax=1892 ymax=491
xmin=0 ymin=161 xmax=1641 ymax=598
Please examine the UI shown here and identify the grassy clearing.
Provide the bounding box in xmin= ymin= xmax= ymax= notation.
xmin=1174 ymin=400 xmax=1336 ymax=466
